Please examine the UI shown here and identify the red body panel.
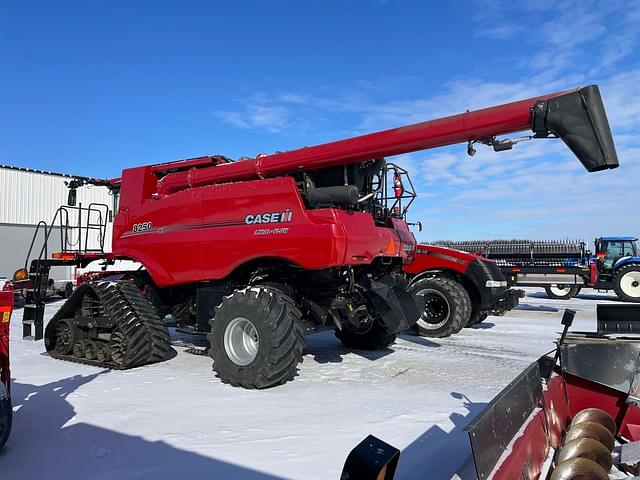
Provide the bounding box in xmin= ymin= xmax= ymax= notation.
xmin=490 ymin=407 xmax=549 ymax=480
xmin=114 ymin=174 xmax=415 ymax=287
xmin=564 ymin=373 xmax=640 ymax=442
xmin=0 ymin=285 xmax=12 ymax=392
xmin=404 ymin=244 xmax=476 ymax=276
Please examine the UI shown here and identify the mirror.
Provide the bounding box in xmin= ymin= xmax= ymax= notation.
xmin=67 ymin=188 xmax=77 ymax=206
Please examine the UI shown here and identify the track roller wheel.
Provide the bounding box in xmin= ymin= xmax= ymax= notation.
xmin=95 ymin=343 xmax=112 ymax=363
xmin=209 ymin=286 xmax=305 ymax=389
xmin=409 ymin=277 xmax=471 ymax=337
xmin=73 ymin=341 xmax=85 ymax=358
xmin=84 ymin=341 xmax=98 ymax=361
xmin=53 ymin=318 xmax=79 ymax=355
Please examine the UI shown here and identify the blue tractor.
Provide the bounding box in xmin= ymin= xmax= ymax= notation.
xmin=593 ymin=236 xmax=640 ymax=302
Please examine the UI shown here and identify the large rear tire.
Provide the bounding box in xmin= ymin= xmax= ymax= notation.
xmin=409 ymin=277 xmax=471 ymax=338
xmin=209 ymin=287 xmax=305 ymax=389
xmin=544 ymin=285 xmax=580 ymax=300
xmin=614 ymin=264 xmax=640 ymax=302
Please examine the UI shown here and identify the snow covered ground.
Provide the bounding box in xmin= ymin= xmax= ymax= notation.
xmin=2 ymin=288 xmax=627 ymax=479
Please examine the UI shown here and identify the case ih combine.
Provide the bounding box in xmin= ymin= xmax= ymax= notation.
xmin=12 ymin=84 xmax=617 ymax=390
xmin=435 ymin=237 xmax=640 ymax=302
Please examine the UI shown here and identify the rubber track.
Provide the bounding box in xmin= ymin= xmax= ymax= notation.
xmin=47 ymin=281 xmax=172 ymax=369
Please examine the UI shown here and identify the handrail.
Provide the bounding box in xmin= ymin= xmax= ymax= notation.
xmin=23 ymin=202 xmax=111 ymax=273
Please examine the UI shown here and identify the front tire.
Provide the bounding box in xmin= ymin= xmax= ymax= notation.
xmin=409 ymin=277 xmax=471 ymax=338
xmin=209 ymin=287 xmax=305 ymax=389
xmin=544 ymin=285 xmax=580 ymax=300
xmin=614 ymin=264 xmax=640 ymax=302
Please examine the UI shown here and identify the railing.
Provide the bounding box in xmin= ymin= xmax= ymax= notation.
xmin=23 ymin=202 xmax=110 ymax=271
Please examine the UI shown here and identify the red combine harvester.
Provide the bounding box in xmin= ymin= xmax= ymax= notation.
xmin=15 ymin=85 xmax=617 ymax=389
xmin=0 ymin=281 xmax=13 ymax=450
xmin=343 ymin=306 xmax=640 ymax=480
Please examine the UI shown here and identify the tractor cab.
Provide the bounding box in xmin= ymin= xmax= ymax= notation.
xmin=595 ymin=236 xmax=639 ymax=270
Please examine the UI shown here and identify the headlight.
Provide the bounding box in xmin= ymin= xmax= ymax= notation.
xmin=486 ymin=280 xmax=507 ymax=288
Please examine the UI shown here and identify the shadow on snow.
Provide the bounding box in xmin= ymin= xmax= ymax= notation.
xmin=394 ymin=391 xmax=485 ymax=479
xmin=4 ymin=372 xmax=283 ymax=479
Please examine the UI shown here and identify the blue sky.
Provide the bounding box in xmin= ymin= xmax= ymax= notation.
xmin=1 ymin=1 xmax=638 ymax=242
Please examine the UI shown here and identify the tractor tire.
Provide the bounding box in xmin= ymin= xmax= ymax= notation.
xmin=209 ymin=286 xmax=305 ymax=389
xmin=409 ymin=277 xmax=471 ymax=338
xmin=0 ymin=382 xmax=11 ymax=451
xmin=544 ymin=285 xmax=580 ymax=300
xmin=467 ymin=310 xmax=489 ymax=326
xmin=614 ymin=264 xmax=640 ymax=302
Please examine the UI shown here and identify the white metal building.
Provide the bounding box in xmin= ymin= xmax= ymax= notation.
xmin=0 ymin=165 xmax=114 ymax=279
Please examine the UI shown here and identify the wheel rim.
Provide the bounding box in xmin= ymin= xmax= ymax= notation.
xmin=415 ymin=288 xmax=450 ymax=329
xmin=224 ymin=317 xmax=259 ymax=366
xmin=620 ymin=271 xmax=640 ymax=298
xmin=54 ymin=320 xmax=75 ymax=355
xmin=550 ymin=285 xmax=571 ymax=297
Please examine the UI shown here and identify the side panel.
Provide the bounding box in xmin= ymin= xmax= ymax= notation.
xmin=114 ymin=174 xmax=414 ymax=287
xmin=404 ymin=244 xmax=472 ymax=276
xmin=199 ymin=178 xmax=341 ymax=277
xmin=113 ymin=186 xmax=203 ymax=286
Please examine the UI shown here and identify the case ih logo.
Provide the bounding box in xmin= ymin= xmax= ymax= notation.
xmin=245 ymin=210 xmax=293 ymax=225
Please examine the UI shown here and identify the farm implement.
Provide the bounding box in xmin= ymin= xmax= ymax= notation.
xmin=344 ymin=305 xmax=640 ymax=479
xmin=435 ymin=237 xmax=640 ymax=302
